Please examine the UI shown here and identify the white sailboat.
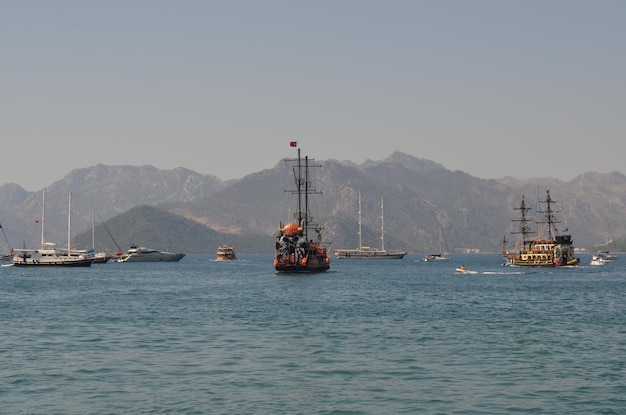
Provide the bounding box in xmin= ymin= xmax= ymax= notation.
xmin=334 ymin=193 xmax=406 ymax=259
xmin=88 ymin=207 xmax=114 ymax=263
xmin=424 ymin=224 xmax=450 ymax=262
xmin=596 ymin=217 xmax=618 ymax=261
xmin=0 ymin=221 xmax=12 ymax=261
xmin=11 ymin=189 xmax=94 ymax=267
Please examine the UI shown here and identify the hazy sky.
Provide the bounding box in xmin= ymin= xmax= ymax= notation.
xmin=3 ymin=1 xmax=625 ymax=190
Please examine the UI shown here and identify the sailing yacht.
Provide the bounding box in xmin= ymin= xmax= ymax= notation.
xmin=334 ymin=193 xmax=406 ymax=259
xmin=12 ymin=190 xmax=94 ymax=267
xmin=596 ymin=218 xmax=618 ymax=261
xmin=0 ymin=222 xmax=12 ymax=261
xmin=424 ymin=224 xmax=450 ymax=261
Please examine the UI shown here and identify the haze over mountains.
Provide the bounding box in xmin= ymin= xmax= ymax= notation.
xmin=0 ymin=152 xmax=624 ymax=255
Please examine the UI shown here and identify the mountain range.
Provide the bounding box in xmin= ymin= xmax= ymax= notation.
xmin=0 ymin=152 xmax=624 ymax=255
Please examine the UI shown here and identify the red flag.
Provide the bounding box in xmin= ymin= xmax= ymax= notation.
xmin=289 ymin=141 xmax=297 ymax=147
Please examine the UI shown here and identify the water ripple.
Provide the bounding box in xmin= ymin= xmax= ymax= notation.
xmin=1 ymin=254 xmax=625 ymax=414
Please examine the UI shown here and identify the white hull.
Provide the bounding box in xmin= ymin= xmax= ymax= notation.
xmin=589 ymin=255 xmax=606 ymax=266
xmin=12 ymin=248 xmax=94 ymax=267
xmin=424 ymin=254 xmax=450 ymax=262
xmin=333 ymin=193 xmax=406 ymax=260
xmin=116 ymin=246 xmax=185 ymax=262
xmin=334 ymin=248 xmax=405 ymax=259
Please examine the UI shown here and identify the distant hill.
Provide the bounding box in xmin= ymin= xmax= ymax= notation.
xmin=1 ymin=154 xmax=625 ymax=255
xmin=72 ymin=205 xmax=268 ymax=254
xmin=0 ymin=164 xmax=224 ymax=251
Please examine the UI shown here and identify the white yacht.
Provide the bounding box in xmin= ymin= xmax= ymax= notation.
xmin=116 ymin=245 xmax=185 ymax=262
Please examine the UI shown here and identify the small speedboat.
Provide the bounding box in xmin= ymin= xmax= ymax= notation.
xmin=589 ymin=255 xmax=606 ymax=266
xmin=455 ymin=266 xmax=477 ymax=274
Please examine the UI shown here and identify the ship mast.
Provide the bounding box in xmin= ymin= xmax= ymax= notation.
xmin=537 ymin=189 xmax=560 ymax=240
xmin=358 ymin=191 xmax=363 ymax=250
xmin=511 ymin=194 xmax=534 ymax=249
xmin=380 ymin=197 xmax=385 ymax=251
xmin=286 ymin=144 xmax=322 ymax=243
xmin=295 ymin=148 xmax=305 ymax=238
xmin=40 ymin=188 xmax=46 ymax=248
xmin=68 ymin=191 xmax=72 ymax=252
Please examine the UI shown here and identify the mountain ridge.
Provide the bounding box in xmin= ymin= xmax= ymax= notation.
xmin=0 ymin=154 xmax=624 ymax=254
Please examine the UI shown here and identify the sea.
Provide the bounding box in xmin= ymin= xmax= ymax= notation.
xmin=1 ymin=253 xmax=625 ymax=415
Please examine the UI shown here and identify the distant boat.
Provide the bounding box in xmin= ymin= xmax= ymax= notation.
xmin=274 ymin=142 xmax=331 ymax=273
xmin=424 ymin=224 xmax=450 ymax=262
xmin=334 ymin=193 xmax=406 ymax=260
xmin=503 ymin=190 xmax=580 ymax=267
xmin=0 ymin=221 xmax=12 ymax=261
xmin=596 ymin=251 xmax=617 ymax=261
xmin=455 ymin=265 xmax=477 ymax=274
xmin=12 ymin=189 xmax=94 ymax=267
xmin=589 ymin=255 xmax=606 ymax=266
xmin=115 ymin=245 xmax=185 ymax=262
xmin=90 ymin=207 xmax=114 ymax=264
xmin=93 ymin=206 xmax=126 ymax=262
xmin=216 ymin=244 xmax=237 ymax=261
xmin=12 ymin=245 xmax=94 ymax=267
xmin=92 ymin=251 xmax=114 ymax=264
xmin=596 ymin=218 xmax=618 ymax=261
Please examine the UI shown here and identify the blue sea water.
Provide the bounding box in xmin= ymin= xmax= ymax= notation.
xmin=1 ymin=253 xmax=625 ymax=414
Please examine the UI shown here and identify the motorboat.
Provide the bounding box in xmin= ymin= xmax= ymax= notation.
xmin=116 ymin=245 xmax=185 ymax=262
xmin=216 ymin=244 xmax=237 ymax=261
xmin=589 ymin=255 xmax=606 ymax=266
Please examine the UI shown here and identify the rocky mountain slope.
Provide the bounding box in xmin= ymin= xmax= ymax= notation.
xmin=0 ymin=154 xmax=624 ymax=254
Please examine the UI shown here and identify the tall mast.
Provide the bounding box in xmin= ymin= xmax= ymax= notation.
xmin=92 ymin=206 xmax=95 ymax=250
xmin=41 ymin=188 xmax=46 ymax=247
xmin=296 ymin=147 xmax=303 ymax=226
xmin=511 ymin=194 xmax=533 ymax=248
xmin=68 ymin=191 xmax=72 ymax=252
xmin=304 ymin=153 xmax=309 ymax=242
xmin=291 ymin=147 xmax=308 ymax=241
xmin=380 ymin=197 xmax=385 ymax=251
xmin=358 ymin=191 xmax=362 ymax=249
xmin=285 ymin=143 xmax=321 ymax=242
xmin=439 ymin=224 xmax=443 ymax=253
xmin=537 ymin=189 xmax=559 ymax=240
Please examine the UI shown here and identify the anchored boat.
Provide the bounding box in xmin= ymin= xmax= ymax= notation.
xmin=334 ymin=192 xmax=406 ymax=259
xmin=11 ymin=189 xmax=94 ymax=267
xmin=216 ymin=244 xmax=237 ymax=261
xmin=274 ymin=142 xmax=330 ymax=273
